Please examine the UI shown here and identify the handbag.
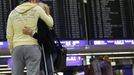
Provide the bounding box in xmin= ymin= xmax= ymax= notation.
xmin=54 ymin=37 xmax=67 ymax=72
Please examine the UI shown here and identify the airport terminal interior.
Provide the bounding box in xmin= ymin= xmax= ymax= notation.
xmin=1 ymin=0 xmax=134 ymax=75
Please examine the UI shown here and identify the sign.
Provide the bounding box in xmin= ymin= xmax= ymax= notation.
xmin=66 ymin=56 xmax=83 ymax=66
xmin=90 ymin=40 xmax=134 ymax=45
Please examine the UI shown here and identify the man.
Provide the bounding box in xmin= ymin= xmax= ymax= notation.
xmin=101 ymin=56 xmax=113 ymax=75
xmin=6 ymin=0 xmax=53 ymax=75
xmin=92 ymin=56 xmax=102 ymax=75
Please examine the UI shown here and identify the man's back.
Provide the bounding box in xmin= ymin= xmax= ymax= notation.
xmin=6 ymin=2 xmax=54 ymax=51
xmin=9 ymin=3 xmax=39 ymax=47
xmin=6 ymin=1 xmax=54 ymax=75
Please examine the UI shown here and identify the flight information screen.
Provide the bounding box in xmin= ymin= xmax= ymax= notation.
xmin=1 ymin=0 xmax=134 ymax=41
xmin=87 ymin=0 xmax=134 ymax=39
xmin=0 ymin=0 xmax=11 ymax=41
xmin=56 ymin=0 xmax=86 ymax=39
xmin=66 ymin=56 xmax=83 ymax=66
xmin=41 ymin=0 xmax=86 ymax=40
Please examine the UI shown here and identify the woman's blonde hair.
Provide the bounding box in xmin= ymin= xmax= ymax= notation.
xmin=38 ymin=2 xmax=49 ymax=9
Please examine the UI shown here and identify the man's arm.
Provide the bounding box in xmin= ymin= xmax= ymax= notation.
xmin=38 ymin=2 xmax=50 ymax=15
xmin=22 ymin=26 xmax=38 ymax=39
xmin=6 ymin=14 xmax=14 ymax=52
xmin=23 ymin=3 xmax=52 ymax=39
xmin=36 ymin=5 xmax=54 ymax=28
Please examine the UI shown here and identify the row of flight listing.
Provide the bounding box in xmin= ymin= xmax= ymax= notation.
xmin=1 ymin=39 xmax=134 ymax=48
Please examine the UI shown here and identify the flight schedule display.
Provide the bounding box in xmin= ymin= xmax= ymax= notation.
xmin=87 ymin=0 xmax=134 ymax=39
xmin=1 ymin=0 xmax=134 ymax=41
xmin=55 ymin=0 xmax=86 ymax=39
xmin=0 ymin=0 xmax=10 ymax=41
xmin=41 ymin=0 xmax=86 ymax=40
xmin=0 ymin=0 xmax=86 ymax=41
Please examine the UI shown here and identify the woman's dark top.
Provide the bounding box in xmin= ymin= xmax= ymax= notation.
xmin=33 ymin=18 xmax=57 ymax=53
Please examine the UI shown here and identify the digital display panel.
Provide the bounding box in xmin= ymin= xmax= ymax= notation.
xmin=90 ymin=39 xmax=134 ymax=45
xmin=60 ymin=40 xmax=88 ymax=47
xmin=53 ymin=0 xmax=86 ymax=39
xmin=8 ymin=56 xmax=83 ymax=68
xmin=0 ymin=0 xmax=10 ymax=41
xmin=1 ymin=0 xmax=134 ymax=41
xmin=41 ymin=0 xmax=86 ymax=39
xmin=0 ymin=41 xmax=8 ymax=48
xmin=66 ymin=56 xmax=83 ymax=66
xmin=87 ymin=0 xmax=134 ymax=39
xmin=0 ymin=40 xmax=88 ymax=48
xmin=7 ymin=56 xmax=83 ymax=68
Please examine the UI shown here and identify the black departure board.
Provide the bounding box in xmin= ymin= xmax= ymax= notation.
xmin=42 ymin=0 xmax=86 ymax=40
xmin=56 ymin=0 xmax=86 ymax=39
xmin=1 ymin=0 xmax=86 ymax=41
xmin=3 ymin=0 xmax=134 ymax=41
xmin=0 ymin=0 xmax=11 ymax=41
xmin=87 ymin=0 xmax=134 ymax=39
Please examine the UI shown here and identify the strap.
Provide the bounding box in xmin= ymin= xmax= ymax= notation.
xmin=56 ymin=37 xmax=62 ymax=48
xmin=51 ymin=29 xmax=62 ymax=48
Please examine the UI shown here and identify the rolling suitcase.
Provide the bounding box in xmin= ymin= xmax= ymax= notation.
xmin=41 ymin=44 xmax=58 ymax=75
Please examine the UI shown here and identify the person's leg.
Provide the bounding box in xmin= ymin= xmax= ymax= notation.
xmin=24 ymin=45 xmax=41 ymax=75
xmin=12 ymin=46 xmax=25 ymax=75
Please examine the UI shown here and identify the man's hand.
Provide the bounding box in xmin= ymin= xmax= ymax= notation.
xmin=39 ymin=2 xmax=50 ymax=15
xmin=22 ymin=26 xmax=33 ymax=36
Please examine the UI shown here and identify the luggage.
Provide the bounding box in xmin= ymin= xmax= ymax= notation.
xmin=41 ymin=44 xmax=58 ymax=75
xmin=40 ymin=38 xmax=67 ymax=75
